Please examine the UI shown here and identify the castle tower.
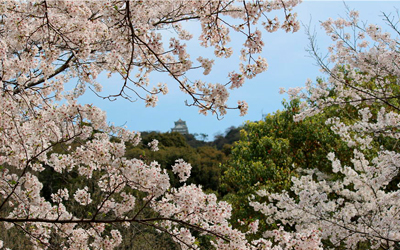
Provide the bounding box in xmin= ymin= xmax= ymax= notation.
xmin=171 ymin=119 xmax=189 ymax=135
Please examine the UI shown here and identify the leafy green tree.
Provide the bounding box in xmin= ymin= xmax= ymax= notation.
xmin=212 ymin=126 xmax=242 ymax=150
xmin=220 ymin=100 xmax=352 ymax=237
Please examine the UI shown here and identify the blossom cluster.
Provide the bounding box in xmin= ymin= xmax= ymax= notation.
xmin=147 ymin=139 xmax=159 ymax=151
xmin=171 ymin=159 xmax=192 ymax=183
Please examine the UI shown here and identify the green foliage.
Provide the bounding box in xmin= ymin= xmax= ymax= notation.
xmin=190 ymin=146 xmax=227 ymax=192
xmin=183 ymin=133 xmax=209 ymax=148
xmin=114 ymin=226 xmax=178 ymax=250
xmin=125 ymin=132 xmax=228 ymax=192
xmin=220 ymin=100 xmax=352 ymax=236
xmin=212 ymin=126 xmax=242 ymax=150
xmin=0 ymin=225 xmax=33 ymax=250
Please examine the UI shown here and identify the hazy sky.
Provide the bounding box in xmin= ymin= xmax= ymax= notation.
xmin=78 ymin=1 xmax=400 ymax=140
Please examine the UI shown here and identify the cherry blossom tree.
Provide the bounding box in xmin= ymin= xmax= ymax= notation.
xmin=254 ymin=9 xmax=400 ymax=249
xmin=0 ymin=0 xmax=308 ymax=249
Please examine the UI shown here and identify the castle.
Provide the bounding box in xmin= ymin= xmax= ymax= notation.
xmin=171 ymin=119 xmax=189 ymax=135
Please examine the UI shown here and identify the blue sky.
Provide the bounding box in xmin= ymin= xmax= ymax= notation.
xmin=79 ymin=1 xmax=400 ymax=140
